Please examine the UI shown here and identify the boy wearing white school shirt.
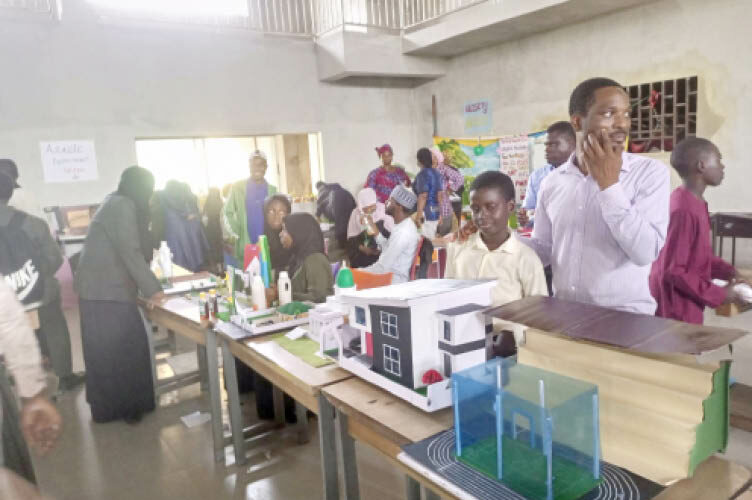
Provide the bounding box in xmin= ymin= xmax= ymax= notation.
xmin=446 ymin=171 xmax=548 ymax=307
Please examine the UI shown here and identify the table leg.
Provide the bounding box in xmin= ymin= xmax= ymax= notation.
xmin=335 ymin=409 xmax=360 ymax=500
xmin=317 ymin=393 xmax=340 ymax=500
xmin=295 ymin=401 xmax=310 ymax=445
xmin=197 ymin=344 xmax=208 ymax=392
xmin=732 ymin=237 xmax=737 ymax=267
xmin=204 ymin=328 xmax=225 ymax=463
xmin=220 ymin=338 xmax=247 ymax=466
xmin=405 ymin=476 xmax=421 ymax=500
xmin=273 ymin=386 xmax=285 ymax=425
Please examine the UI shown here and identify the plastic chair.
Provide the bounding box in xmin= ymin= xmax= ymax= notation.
xmin=350 ymin=268 xmax=393 ymax=290
xmin=409 ymin=237 xmax=424 ymax=281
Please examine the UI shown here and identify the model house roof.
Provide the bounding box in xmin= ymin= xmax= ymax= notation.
xmin=436 ymin=303 xmax=487 ymax=317
xmin=338 ymin=279 xmax=495 ymax=306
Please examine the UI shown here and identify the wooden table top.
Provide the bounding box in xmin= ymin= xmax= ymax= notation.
xmin=220 ymin=330 xmax=352 ymax=413
xmin=322 ymin=377 xmax=453 ymax=452
xmin=323 ymin=377 xmax=751 ymax=500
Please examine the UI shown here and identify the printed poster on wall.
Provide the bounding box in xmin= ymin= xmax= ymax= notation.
xmin=433 ymin=137 xmax=501 ymax=205
xmin=497 ymin=135 xmax=531 ymax=204
xmin=463 ymin=100 xmax=492 ymax=135
xmin=40 ymin=140 xmax=99 ymax=183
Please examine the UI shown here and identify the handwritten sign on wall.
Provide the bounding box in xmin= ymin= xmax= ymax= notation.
xmin=463 ymin=100 xmax=492 ymax=135
xmin=40 ymin=141 xmax=98 ymax=183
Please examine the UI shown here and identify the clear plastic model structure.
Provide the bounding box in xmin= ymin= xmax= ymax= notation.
xmin=452 ymin=357 xmax=602 ymax=500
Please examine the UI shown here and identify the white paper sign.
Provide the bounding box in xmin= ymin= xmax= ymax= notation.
xmin=40 ymin=141 xmax=98 ymax=183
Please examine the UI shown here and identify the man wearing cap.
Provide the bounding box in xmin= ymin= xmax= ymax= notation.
xmin=0 ymin=172 xmax=84 ymax=392
xmin=0 ymin=159 xmax=43 ymax=219
xmin=361 ymin=185 xmax=420 ymax=283
xmin=223 ymin=150 xmax=278 ymax=265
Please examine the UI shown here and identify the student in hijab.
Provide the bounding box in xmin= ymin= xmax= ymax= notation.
xmin=74 ymin=166 xmax=165 ymax=424
xmin=223 ymin=151 xmax=277 ymax=264
xmin=151 ymin=181 xmax=209 ymax=272
xmin=267 ymin=213 xmax=333 ymax=304
xmin=233 ymin=194 xmax=293 ymax=396
xmin=264 ymin=194 xmax=293 ymax=274
xmin=345 ymin=188 xmax=394 ymax=268
xmin=202 ymin=187 xmax=224 ymax=275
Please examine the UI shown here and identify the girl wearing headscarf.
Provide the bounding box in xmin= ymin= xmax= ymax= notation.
xmin=263 ymin=194 xmax=293 ymax=275
xmin=345 ymin=188 xmax=394 ymax=268
xmin=75 ymin=166 xmax=165 ymax=424
xmin=268 ymin=213 xmax=333 ymax=304
xmin=234 ymin=194 xmax=293 ymax=397
xmin=430 ymin=146 xmax=464 ymax=236
xmin=364 ymin=144 xmax=411 ymax=204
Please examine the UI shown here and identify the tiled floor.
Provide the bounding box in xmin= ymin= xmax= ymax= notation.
xmin=28 ymin=264 xmax=752 ymax=499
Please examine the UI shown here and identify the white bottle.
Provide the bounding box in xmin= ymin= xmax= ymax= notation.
xmin=159 ymin=241 xmax=173 ymax=279
xmin=246 ymin=257 xmax=261 ymax=280
xmin=278 ymin=271 xmax=292 ymax=306
xmin=251 ymin=275 xmax=267 ymax=311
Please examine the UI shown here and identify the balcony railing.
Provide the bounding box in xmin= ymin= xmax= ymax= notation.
xmin=0 ymin=0 xmax=53 ymax=13
xmin=402 ymin=0 xmax=487 ymax=28
xmin=4 ymin=0 xmax=488 ymax=35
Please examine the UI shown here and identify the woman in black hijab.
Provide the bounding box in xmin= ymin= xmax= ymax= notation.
xmin=275 ymin=213 xmax=333 ymax=303
xmin=263 ymin=194 xmax=293 ymax=275
xmin=75 ymin=166 xmax=164 ymax=424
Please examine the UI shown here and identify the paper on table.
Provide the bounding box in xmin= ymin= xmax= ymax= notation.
xmin=712 ymin=280 xmax=752 ymax=303
xmin=215 ymin=320 xmax=252 ymax=340
xmin=285 ymin=327 xmax=308 ymax=340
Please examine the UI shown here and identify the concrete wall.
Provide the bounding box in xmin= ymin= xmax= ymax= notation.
xmin=411 ymin=0 xmax=751 ymax=211
xmin=0 ymin=0 xmax=416 ymax=207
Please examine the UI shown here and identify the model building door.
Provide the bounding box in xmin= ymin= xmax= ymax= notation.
xmin=365 ymin=332 xmax=374 ymax=357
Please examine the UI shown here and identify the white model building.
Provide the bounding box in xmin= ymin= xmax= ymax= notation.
xmin=333 ymin=279 xmax=495 ymax=412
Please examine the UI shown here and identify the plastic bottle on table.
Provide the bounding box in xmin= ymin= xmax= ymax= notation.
xmin=278 ymin=271 xmax=292 ymax=306
xmin=159 ymin=241 xmax=173 ymax=278
xmin=251 ymin=275 xmax=267 ymax=311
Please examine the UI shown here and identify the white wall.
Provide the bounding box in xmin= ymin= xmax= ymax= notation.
xmin=411 ymin=0 xmax=752 ymax=211
xmin=0 ymin=0 xmax=416 ymax=207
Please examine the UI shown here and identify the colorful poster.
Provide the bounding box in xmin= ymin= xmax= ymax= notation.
xmin=40 ymin=140 xmax=98 ymax=183
xmin=463 ymin=100 xmax=492 ymax=135
xmin=433 ymin=137 xmax=501 ymax=205
xmin=497 ymin=135 xmax=531 ymax=204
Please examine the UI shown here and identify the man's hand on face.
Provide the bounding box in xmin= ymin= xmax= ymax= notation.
xmin=583 ymin=129 xmax=622 ymax=190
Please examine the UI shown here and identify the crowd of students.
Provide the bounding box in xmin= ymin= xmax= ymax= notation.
xmin=0 ymin=75 xmax=749 ymax=488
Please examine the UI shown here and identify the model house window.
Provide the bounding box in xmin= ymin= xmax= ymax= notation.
xmin=443 ymin=320 xmax=452 ymax=342
xmin=383 ymin=345 xmax=401 ymax=377
xmin=444 ymin=352 xmax=452 ymax=378
xmin=355 ymin=306 xmax=366 ymax=326
xmin=380 ymin=311 xmax=399 ymax=339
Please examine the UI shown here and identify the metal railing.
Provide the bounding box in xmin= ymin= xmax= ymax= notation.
xmin=314 ymin=0 xmax=488 ymax=35
xmin=247 ymin=0 xmax=315 ymax=35
xmin=402 ymin=0 xmax=487 ymax=28
xmin=315 ymin=0 xmax=402 ymax=35
xmin=0 ymin=0 xmax=53 ymax=13
xmin=0 ymin=0 xmax=489 ymax=35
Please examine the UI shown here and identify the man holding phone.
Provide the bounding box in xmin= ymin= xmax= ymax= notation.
xmin=520 ymin=77 xmax=670 ymax=314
